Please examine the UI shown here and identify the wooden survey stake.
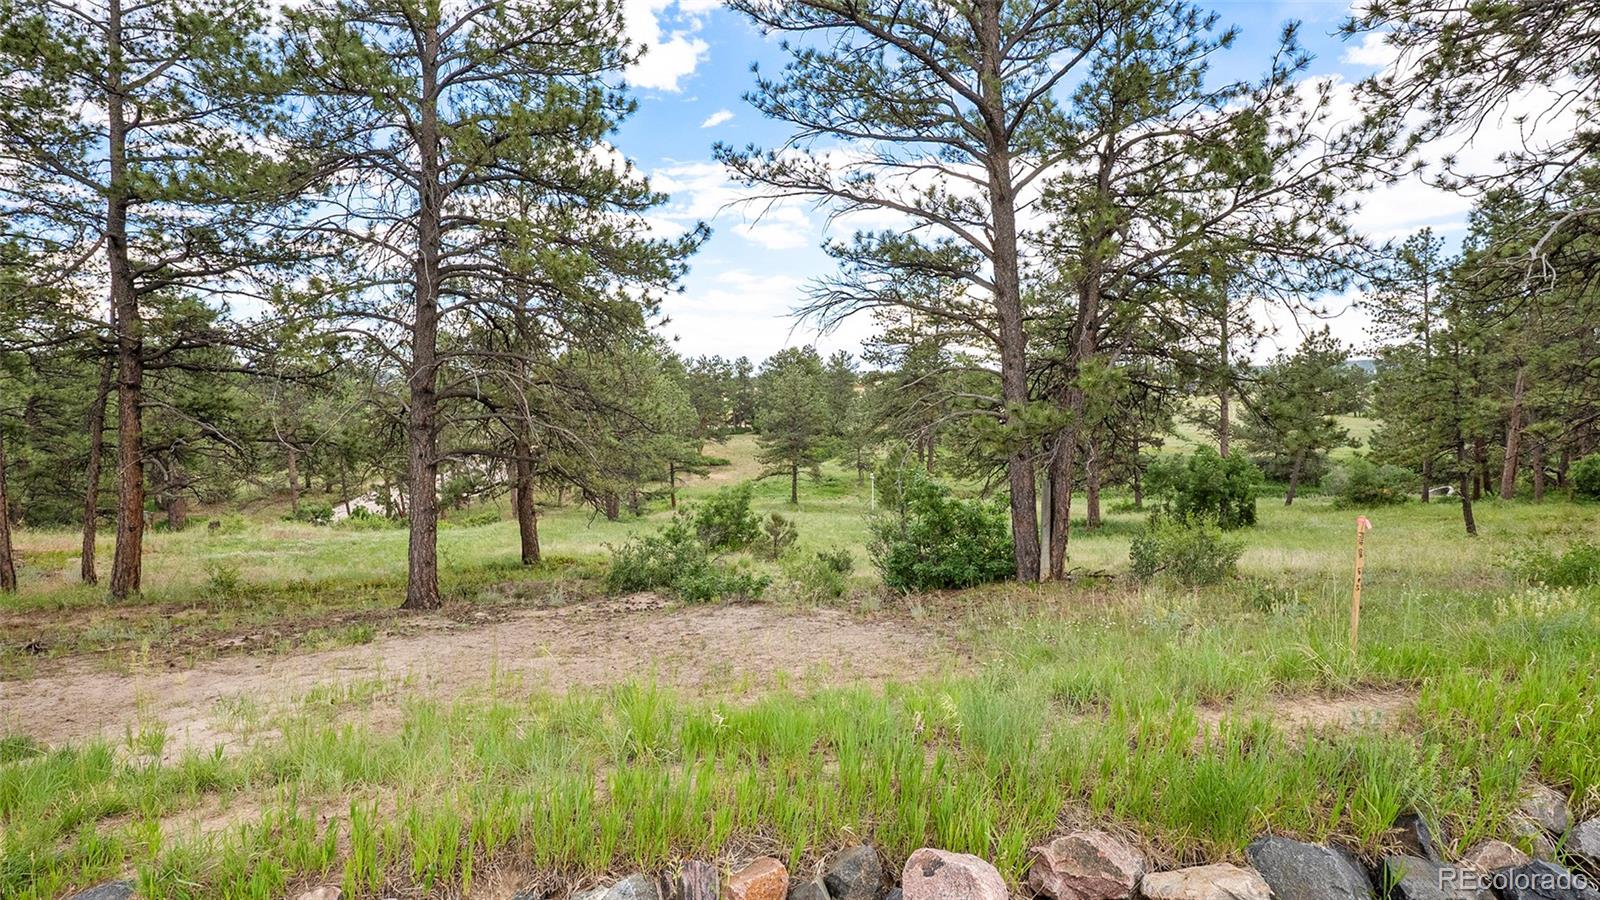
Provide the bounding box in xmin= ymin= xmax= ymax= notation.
xmin=1350 ymin=516 xmax=1372 ymax=648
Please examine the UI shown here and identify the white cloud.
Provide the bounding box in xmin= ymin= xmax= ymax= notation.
xmin=624 ymin=0 xmax=710 ymax=92
xmin=700 ymin=109 xmax=735 ymax=129
xmin=1341 ymin=31 xmax=1396 ymax=68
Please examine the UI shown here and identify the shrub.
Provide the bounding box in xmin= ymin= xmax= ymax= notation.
xmin=781 ymin=547 xmax=854 ymax=602
xmin=1129 ymin=516 xmax=1243 ymax=587
xmin=692 ymin=484 xmax=760 ymax=552
xmin=758 ymin=513 xmax=798 ymax=559
xmin=1573 ymin=454 xmax=1600 ymax=500
xmin=869 ymin=466 xmax=1014 ymax=591
xmin=1145 ymin=447 xmax=1261 ymax=529
xmin=441 ymin=510 xmax=500 ymax=529
xmin=1321 ymin=458 xmax=1413 ymax=508
xmin=335 ymin=507 xmax=406 ymax=531
xmin=287 ymin=503 xmax=334 ymax=526
xmin=607 ymin=513 xmax=768 ymax=602
xmin=1508 ymin=541 xmax=1600 ymax=588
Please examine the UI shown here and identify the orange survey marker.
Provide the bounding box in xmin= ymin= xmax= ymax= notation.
xmin=1350 ymin=516 xmax=1372 ymax=648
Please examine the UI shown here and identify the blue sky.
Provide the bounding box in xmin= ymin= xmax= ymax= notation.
xmin=609 ymin=0 xmax=1487 ymax=363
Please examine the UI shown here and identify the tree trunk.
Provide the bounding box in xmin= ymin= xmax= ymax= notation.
xmin=514 ymin=453 xmax=540 ymax=565
xmin=107 ymin=8 xmax=145 ymax=600
xmin=286 ymin=442 xmax=301 ymax=514
xmin=789 ymin=461 xmax=799 ymax=505
xmin=1558 ymin=447 xmax=1570 ymax=487
xmin=165 ymin=491 xmax=188 ymax=532
xmin=1499 ymin=364 xmax=1526 ymax=500
xmin=1217 ymin=310 xmax=1230 ymax=458
xmin=602 ymin=491 xmax=619 ymax=521
xmin=1532 ymin=442 xmax=1546 ymax=502
xmin=1285 ymin=449 xmax=1305 ymax=506
xmin=977 ymin=0 xmax=1038 ymax=583
xmin=1470 ymin=436 xmax=1484 ymax=501
xmin=1420 ymin=456 xmax=1432 ymax=503
xmin=668 ymin=459 xmax=677 ymax=509
xmin=1131 ymin=436 xmax=1143 ymax=510
xmin=1458 ymin=440 xmax=1477 ymax=536
xmin=81 ymin=356 xmax=113 ymax=585
xmin=401 ymin=17 xmax=444 ymax=611
xmin=0 ymin=426 xmax=16 ymax=593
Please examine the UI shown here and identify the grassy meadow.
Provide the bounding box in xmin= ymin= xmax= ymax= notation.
xmin=3 ymin=432 xmax=1600 ymax=899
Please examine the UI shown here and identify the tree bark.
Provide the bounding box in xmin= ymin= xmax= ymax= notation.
xmin=1285 ymin=448 xmax=1306 ymax=506
xmin=1217 ymin=307 xmax=1231 ymax=458
xmin=81 ymin=356 xmax=113 ymax=584
xmin=1420 ymin=456 xmax=1432 ymax=503
xmin=401 ymin=15 xmax=443 ymax=611
xmin=107 ymin=0 xmax=145 ymax=600
xmin=977 ymin=0 xmax=1038 ymax=582
xmin=0 ymin=426 xmax=16 ymax=593
xmin=513 ymin=453 xmax=540 ymax=565
xmin=1084 ymin=435 xmax=1101 ymax=529
xmin=668 ymin=459 xmax=677 ymax=509
xmin=602 ymin=491 xmax=619 ymax=521
xmin=789 ymin=461 xmax=799 ymax=505
xmin=1458 ymin=439 xmax=1477 ymax=536
xmin=1499 ymin=364 xmax=1526 ymax=500
xmin=286 ymin=442 xmax=301 ymax=514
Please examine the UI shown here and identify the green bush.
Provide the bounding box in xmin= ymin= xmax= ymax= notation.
xmin=334 ymin=507 xmax=406 ymax=531
xmin=1573 ymin=454 xmax=1600 ymax=500
xmin=1321 ymin=457 xmax=1413 ymax=508
xmin=1129 ymin=516 xmax=1243 ymax=587
xmin=868 ymin=466 xmax=1014 ymax=592
xmin=1508 ymin=541 xmax=1600 ymax=588
xmin=758 ymin=513 xmax=798 ymax=559
xmin=607 ymin=513 xmax=768 ymax=603
xmin=781 ymin=547 xmax=854 ymax=602
xmin=441 ymin=510 xmax=500 ymax=529
xmin=1145 ymin=447 xmax=1261 ymax=529
xmin=286 ymin=503 xmax=334 ymax=526
xmin=692 ymin=484 xmax=760 ymax=552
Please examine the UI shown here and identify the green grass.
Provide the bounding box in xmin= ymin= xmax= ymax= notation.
xmin=4 ymin=435 xmax=1600 ymax=898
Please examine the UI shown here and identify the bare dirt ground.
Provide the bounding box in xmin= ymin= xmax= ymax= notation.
xmin=0 ymin=594 xmax=959 ymax=755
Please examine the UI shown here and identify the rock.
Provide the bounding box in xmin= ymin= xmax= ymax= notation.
xmin=1513 ymin=815 xmax=1561 ymax=860
xmin=681 ymin=861 xmax=719 ymax=900
xmin=609 ymin=874 xmax=664 ymax=900
xmin=824 ymin=845 xmax=885 ymax=900
xmin=295 ymin=889 xmax=341 ymax=900
xmin=568 ymin=889 xmax=607 ymax=900
xmin=1245 ymin=835 xmax=1375 ymax=900
xmin=68 ymin=884 xmax=134 ymax=900
xmin=884 ymin=891 xmax=901 ymax=900
xmin=1138 ymin=863 xmax=1271 ymax=900
xmin=1026 ymin=830 xmax=1147 ymax=900
xmin=724 ymin=858 xmax=789 ymax=900
xmin=1381 ymin=855 xmax=1495 ymax=900
xmin=1521 ymin=784 xmax=1572 ymax=836
xmin=901 ymin=848 xmax=1007 ymax=900
xmin=1569 ymin=818 xmax=1600 ymax=876
xmin=1490 ymin=860 xmax=1600 ymax=900
xmin=1393 ymin=812 xmax=1445 ymax=862
xmin=1461 ymin=839 xmax=1532 ymax=873
xmin=785 ymin=877 xmax=830 ymax=900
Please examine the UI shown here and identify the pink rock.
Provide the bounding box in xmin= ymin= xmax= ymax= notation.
xmin=1461 ymin=839 xmax=1532 ymax=873
xmin=901 ymin=848 xmax=1008 ymax=900
xmin=1140 ymin=864 xmax=1272 ymax=900
xmin=1027 ymin=831 xmax=1147 ymax=900
xmin=723 ymin=857 xmax=788 ymax=900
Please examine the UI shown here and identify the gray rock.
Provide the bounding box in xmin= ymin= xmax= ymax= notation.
xmin=1245 ymin=835 xmax=1375 ymax=900
xmin=1381 ymin=854 xmax=1494 ymax=900
xmin=786 ymin=877 xmax=830 ymax=900
xmin=68 ymin=884 xmax=134 ymax=900
xmin=1513 ymin=816 xmax=1561 ymax=860
xmin=1490 ymin=860 xmax=1600 ymax=900
xmin=884 ymin=891 xmax=901 ymax=900
xmin=1393 ymin=812 xmax=1445 ymax=862
xmin=1026 ymin=830 xmax=1146 ymax=900
xmin=1461 ymin=839 xmax=1531 ymax=873
xmin=1521 ymin=785 xmax=1572 ymax=836
xmin=679 ymin=860 xmax=718 ymax=900
xmin=824 ymin=845 xmax=885 ymax=900
xmin=607 ymin=874 xmax=663 ymax=900
xmin=1569 ymin=818 xmax=1600 ymax=877
xmin=1138 ymin=863 xmax=1271 ymax=900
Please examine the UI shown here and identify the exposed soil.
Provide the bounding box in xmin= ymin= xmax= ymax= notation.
xmin=1200 ymin=688 xmax=1416 ymax=734
xmin=0 ymin=594 xmax=957 ymax=755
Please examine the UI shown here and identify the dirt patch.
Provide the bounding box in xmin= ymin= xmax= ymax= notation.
xmin=1200 ymin=688 xmax=1416 ymax=734
xmin=0 ymin=595 xmax=955 ymax=754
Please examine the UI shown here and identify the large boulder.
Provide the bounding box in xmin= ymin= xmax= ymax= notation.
xmin=1568 ymin=818 xmax=1600 ymax=876
xmin=1026 ymin=830 xmax=1146 ymax=900
xmin=901 ymin=848 xmax=1007 ymax=900
xmin=1245 ymin=836 xmax=1375 ymax=900
xmin=1381 ymin=854 xmax=1495 ymax=900
xmin=725 ymin=858 xmax=789 ymax=900
xmin=1461 ymin=839 xmax=1531 ymax=874
xmin=68 ymin=884 xmax=134 ymax=900
xmin=1520 ymin=785 xmax=1572 ymax=836
xmin=1138 ymin=863 xmax=1271 ymax=900
xmin=824 ymin=845 xmax=886 ymax=900
xmin=1490 ymin=860 xmax=1600 ymax=900
xmin=785 ymin=877 xmax=829 ymax=900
